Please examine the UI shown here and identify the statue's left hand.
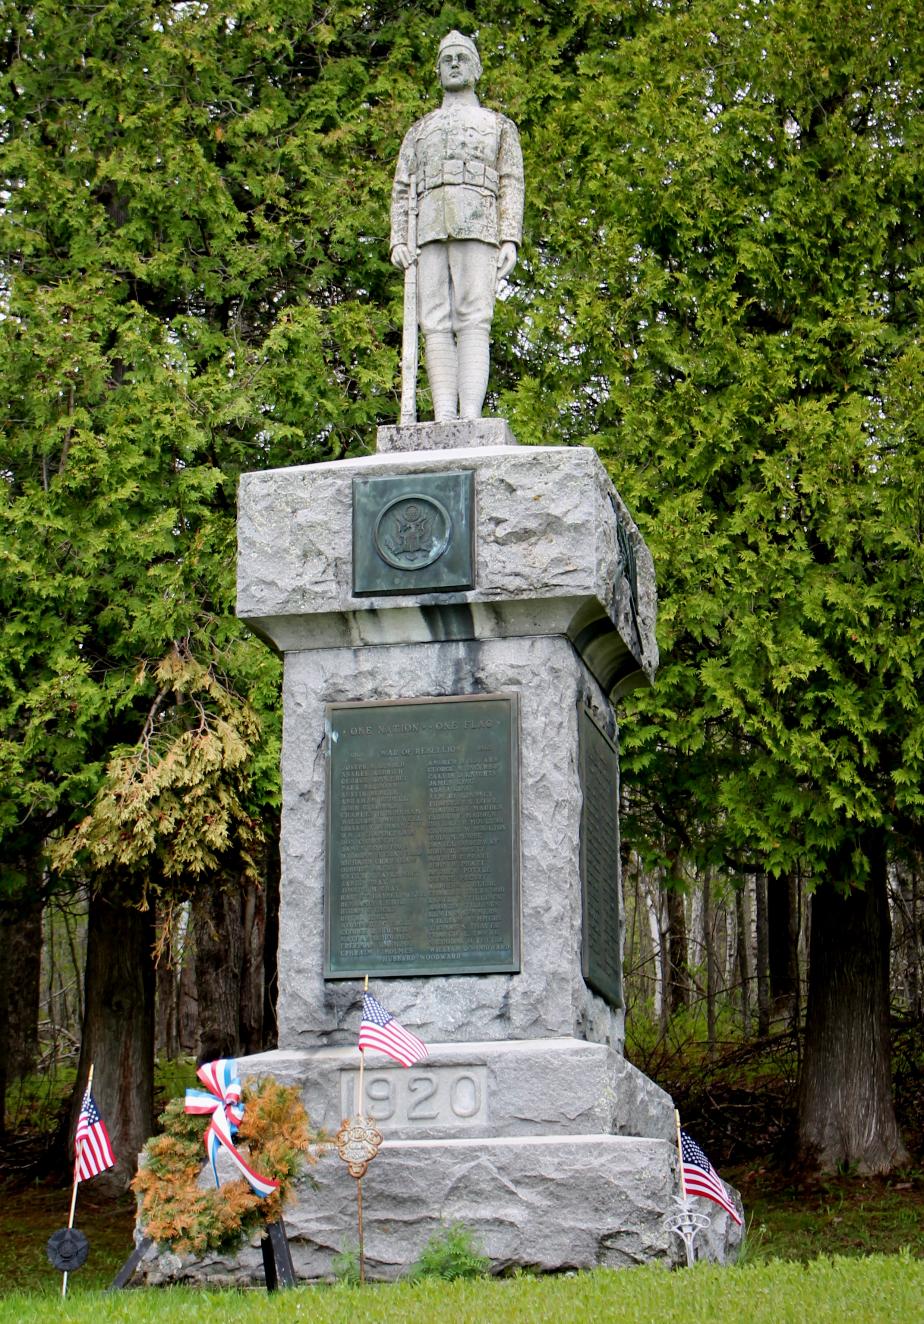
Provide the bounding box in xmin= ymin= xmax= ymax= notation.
xmin=496 ymin=242 xmax=518 ymax=281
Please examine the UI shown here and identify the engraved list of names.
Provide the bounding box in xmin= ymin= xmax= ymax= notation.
xmin=579 ymin=707 xmax=624 ymax=1009
xmin=325 ymin=694 xmax=519 ymax=978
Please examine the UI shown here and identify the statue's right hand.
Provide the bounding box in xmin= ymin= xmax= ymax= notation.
xmin=390 ymin=245 xmax=414 ymax=270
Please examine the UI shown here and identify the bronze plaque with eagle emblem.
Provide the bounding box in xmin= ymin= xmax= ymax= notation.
xmin=352 ymin=471 xmax=475 ymax=595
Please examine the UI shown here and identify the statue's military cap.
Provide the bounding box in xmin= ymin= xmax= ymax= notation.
xmin=436 ymin=31 xmax=482 ymax=79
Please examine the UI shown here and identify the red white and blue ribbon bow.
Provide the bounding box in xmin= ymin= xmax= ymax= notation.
xmin=184 ymin=1059 xmax=279 ymax=1199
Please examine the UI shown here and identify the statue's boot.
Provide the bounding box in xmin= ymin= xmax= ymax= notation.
xmin=457 ymin=328 xmax=490 ymax=419
xmin=425 ymin=332 xmax=459 ymax=421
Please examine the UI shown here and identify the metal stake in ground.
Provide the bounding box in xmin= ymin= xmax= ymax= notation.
xmin=335 ymin=1115 xmax=383 ymax=1283
xmin=666 ymin=1108 xmax=711 ymax=1266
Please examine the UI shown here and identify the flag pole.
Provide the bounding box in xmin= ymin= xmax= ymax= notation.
xmin=358 ymin=975 xmax=369 ymax=1117
xmin=62 ymin=1062 xmax=93 ymax=1298
xmin=669 ymin=1107 xmax=706 ymax=1268
xmin=674 ymin=1108 xmax=687 ymax=1200
xmin=358 ymin=976 xmax=369 ymax=1284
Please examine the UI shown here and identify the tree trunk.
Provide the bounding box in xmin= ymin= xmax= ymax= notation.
xmin=666 ymin=878 xmax=690 ymax=1014
xmin=754 ymin=872 xmax=771 ymax=1036
xmin=262 ymin=831 xmax=281 ymax=1050
xmin=703 ymin=870 xmax=717 ymax=1060
xmin=735 ymin=885 xmax=751 ymax=1038
xmin=72 ymin=891 xmax=155 ymax=1194
xmin=892 ymin=858 xmax=922 ymax=1017
xmin=155 ymin=951 xmax=179 ymax=1060
xmin=0 ymin=869 xmax=43 ymax=1134
xmin=789 ymin=872 xmax=803 ymax=1034
xmin=178 ymin=931 xmax=198 ymax=1053
xmin=768 ymin=871 xmax=799 ymax=1017
xmin=193 ymin=884 xmax=244 ymax=1062
xmin=796 ymin=830 xmax=908 ymax=1174
xmin=911 ymin=862 xmax=923 ymax=1019
xmin=0 ymin=884 xmax=44 ymax=1131
xmin=641 ymin=871 xmax=665 ymax=1023
xmin=239 ymin=880 xmax=265 ymax=1054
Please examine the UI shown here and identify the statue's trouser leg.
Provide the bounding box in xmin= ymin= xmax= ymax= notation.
xmin=419 ymin=245 xmax=458 ymax=421
xmin=449 ymin=240 xmax=498 ymax=420
xmin=423 ymin=333 xmax=459 ymax=421
xmin=419 ymin=240 xmax=498 ymax=420
xmin=456 ymin=329 xmax=490 ymax=419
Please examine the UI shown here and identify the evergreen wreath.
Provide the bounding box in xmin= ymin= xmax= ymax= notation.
xmin=133 ymin=1076 xmax=320 ymax=1256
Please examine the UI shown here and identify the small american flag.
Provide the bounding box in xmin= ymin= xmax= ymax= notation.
xmin=680 ymin=1131 xmax=742 ymax=1224
xmin=75 ymin=1086 xmax=115 ymax=1181
xmin=358 ymin=993 xmax=428 ymax=1067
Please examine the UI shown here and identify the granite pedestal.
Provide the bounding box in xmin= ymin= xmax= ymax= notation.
xmin=135 ymin=423 xmax=742 ymax=1282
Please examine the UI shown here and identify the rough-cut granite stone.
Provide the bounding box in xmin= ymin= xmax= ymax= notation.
xmin=236 ymin=442 xmax=656 ymax=697
xmin=134 ymin=1134 xmax=743 ymax=1284
xmin=155 ymin=419 xmax=743 ymax=1287
xmin=377 ymin=418 xmax=518 ymax=451
xmin=276 ymin=635 xmax=622 ymax=1051
xmin=232 ymin=1040 xmax=675 ymax=1143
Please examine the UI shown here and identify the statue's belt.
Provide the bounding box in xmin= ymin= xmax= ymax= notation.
xmin=420 ymin=160 xmax=499 ymax=196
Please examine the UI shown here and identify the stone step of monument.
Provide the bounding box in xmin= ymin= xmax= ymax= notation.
xmin=236 ymin=1038 xmax=675 ymax=1145
xmin=134 ymin=1132 xmax=742 ymax=1285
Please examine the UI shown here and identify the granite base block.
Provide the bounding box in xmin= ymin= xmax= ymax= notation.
xmin=134 ymin=1132 xmax=742 ymax=1285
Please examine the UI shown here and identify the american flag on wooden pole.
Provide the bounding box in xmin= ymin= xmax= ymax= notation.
xmin=75 ymin=1084 xmax=115 ymax=1181
xmin=358 ymin=993 xmax=428 ymax=1068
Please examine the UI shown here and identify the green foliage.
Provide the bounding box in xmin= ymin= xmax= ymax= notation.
xmin=406 ymin=1221 xmax=491 ymax=1281
xmin=2 ymin=0 xmax=919 ymax=899
xmin=153 ymin=1057 xmax=199 ymax=1115
xmin=559 ymin=0 xmax=924 ymax=887
xmin=52 ymin=645 xmax=267 ymax=897
xmin=737 ymin=1178 xmax=924 ymax=1266
xmin=331 ymin=1243 xmax=362 ymax=1286
xmin=1 ymin=1063 xmax=78 ymax=1139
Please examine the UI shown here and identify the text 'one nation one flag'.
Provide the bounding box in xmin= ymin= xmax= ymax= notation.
xmin=75 ymin=1087 xmax=115 ymax=1181
xmin=680 ymin=1130 xmax=742 ymax=1225
xmin=358 ymin=993 xmax=428 ymax=1067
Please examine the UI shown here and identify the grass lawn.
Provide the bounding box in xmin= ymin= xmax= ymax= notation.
xmin=1 ymin=1258 xmax=923 ymax=1323
xmin=728 ymin=1164 xmax=924 ymax=1262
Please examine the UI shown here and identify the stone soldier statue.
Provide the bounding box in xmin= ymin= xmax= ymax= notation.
xmin=390 ymin=32 xmax=524 ymax=422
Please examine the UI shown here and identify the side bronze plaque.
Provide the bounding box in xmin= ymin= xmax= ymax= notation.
xmin=325 ymin=694 xmax=519 ymax=978
xmin=579 ymin=707 xmax=623 ymax=1008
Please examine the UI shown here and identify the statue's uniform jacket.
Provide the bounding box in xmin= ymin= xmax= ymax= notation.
xmin=390 ymin=103 xmax=524 ymax=253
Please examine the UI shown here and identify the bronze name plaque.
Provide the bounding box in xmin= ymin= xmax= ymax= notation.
xmin=579 ymin=707 xmax=624 ymax=1008
xmin=325 ymin=694 xmax=520 ymax=979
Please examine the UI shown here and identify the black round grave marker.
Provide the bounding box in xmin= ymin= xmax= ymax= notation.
xmin=47 ymin=1227 xmax=89 ymax=1272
